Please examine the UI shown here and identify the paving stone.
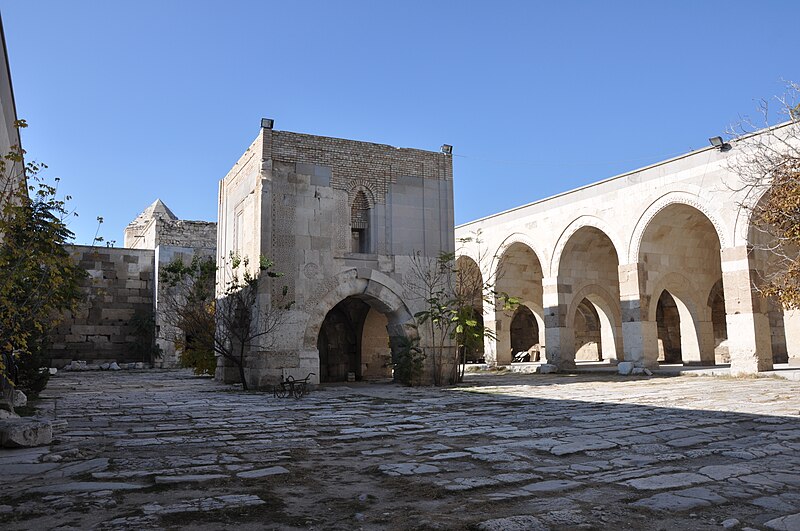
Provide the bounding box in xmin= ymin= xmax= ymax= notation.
xmin=378 ymin=463 xmax=440 ymax=476
xmin=142 ymin=494 xmax=265 ymax=515
xmin=549 ymin=436 xmax=617 ymax=456
xmin=750 ymin=496 xmax=798 ymax=512
xmin=697 ymin=464 xmax=751 ymax=480
xmin=27 ymin=481 xmax=146 ymax=493
xmin=236 ymin=466 xmax=289 ymax=478
xmin=522 ymin=479 xmax=581 ymax=493
xmin=631 ymin=487 xmax=727 ymax=512
xmin=154 ymin=474 xmax=229 ymax=484
xmin=624 ymin=472 xmax=711 ymax=490
xmin=764 ymin=513 xmax=800 ymax=531
xmin=476 ymin=515 xmax=548 ymax=531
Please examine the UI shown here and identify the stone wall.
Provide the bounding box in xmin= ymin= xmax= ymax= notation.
xmin=48 ymin=246 xmax=155 ymax=367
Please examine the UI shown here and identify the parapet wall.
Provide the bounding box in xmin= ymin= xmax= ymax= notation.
xmin=48 ymin=245 xmax=155 ymax=367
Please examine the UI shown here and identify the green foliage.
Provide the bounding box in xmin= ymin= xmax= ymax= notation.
xmin=178 ymin=345 xmax=216 ymax=376
xmin=0 ymin=125 xmax=89 ymax=397
xmin=162 ymin=255 xmax=217 ymax=376
xmin=392 ymin=335 xmax=425 ymax=386
xmin=14 ymin=345 xmax=50 ymax=399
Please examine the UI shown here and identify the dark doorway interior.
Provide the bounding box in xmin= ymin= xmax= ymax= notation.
xmin=656 ymin=290 xmax=682 ymax=363
xmin=317 ymin=297 xmax=371 ymax=382
xmin=510 ymin=306 xmax=538 ymax=362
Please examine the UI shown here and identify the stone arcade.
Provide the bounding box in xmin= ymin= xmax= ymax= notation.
xmin=456 ymin=122 xmax=800 ymax=376
xmin=216 ymin=123 xmax=454 ymax=387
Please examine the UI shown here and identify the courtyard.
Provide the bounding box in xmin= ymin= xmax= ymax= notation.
xmin=2 ymin=370 xmax=800 ymax=530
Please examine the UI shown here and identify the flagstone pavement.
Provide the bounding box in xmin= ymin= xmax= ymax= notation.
xmin=2 ymin=369 xmax=800 ymax=530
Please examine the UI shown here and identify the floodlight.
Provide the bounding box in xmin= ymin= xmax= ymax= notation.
xmin=709 ymin=136 xmax=731 ymax=151
xmin=441 ymin=144 xmax=453 ymax=155
xmin=261 ymin=118 xmax=274 ymax=130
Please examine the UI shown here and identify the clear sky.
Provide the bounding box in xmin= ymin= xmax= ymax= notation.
xmin=1 ymin=1 xmax=798 ymax=245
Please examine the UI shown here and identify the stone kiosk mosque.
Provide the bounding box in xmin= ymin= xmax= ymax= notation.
xmin=49 ymin=119 xmax=798 ymax=385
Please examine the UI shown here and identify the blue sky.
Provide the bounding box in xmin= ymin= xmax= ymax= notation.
xmin=1 ymin=1 xmax=798 ymax=244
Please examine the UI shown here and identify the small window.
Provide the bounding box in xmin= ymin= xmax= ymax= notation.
xmin=350 ymin=191 xmax=370 ymax=253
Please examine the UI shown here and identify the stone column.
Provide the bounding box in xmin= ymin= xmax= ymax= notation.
xmin=493 ymin=299 xmax=512 ymax=366
xmin=694 ymin=319 xmax=717 ymax=365
xmin=618 ymin=263 xmax=659 ymax=368
xmin=721 ymin=246 xmax=773 ymax=374
xmin=784 ymin=309 xmax=800 ymax=366
xmin=482 ymin=305 xmax=499 ymax=366
xmin=543 ymin=277 xmax=575 ymax=369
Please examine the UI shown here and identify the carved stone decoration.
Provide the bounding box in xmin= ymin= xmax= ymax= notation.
xmin=303 ymin=262 xmax=320 ymax=279
xmin=334 ymin=196 xmax=349 ymax=251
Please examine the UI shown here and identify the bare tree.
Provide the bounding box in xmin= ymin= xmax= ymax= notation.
xmin=406 ymin=230 xmax=517 ymax=385
xmin=726 ymin=81 xmax=800 ymax=308
xmin=161 ymin=253 xmax=292 ymax=390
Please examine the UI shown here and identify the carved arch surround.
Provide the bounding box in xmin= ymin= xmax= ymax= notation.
xmin=550 ymin=216 xmax=624 ymax=278
xmin=629 ymin=192 xmax=729 ymax=263
xmin=490 ymin=232 xmax=547 ymax=284
xmin=565 ymin=283 xmax=622 ymax=329
xmin=646 ymin=271 xmax=705 ymax=324
xmin=302 ymin=268 xmax=415 ymax=350
xmin=346 ymin=180 xmax=377 ymax=207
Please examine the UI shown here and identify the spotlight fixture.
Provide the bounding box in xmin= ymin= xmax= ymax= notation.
xmin=261 ymin=118 xmax=274 ymax=130
xmin=440 ymin=144 xmax=453 ymax=155
xmin=708 ymin=136 xmax=731 ymax=151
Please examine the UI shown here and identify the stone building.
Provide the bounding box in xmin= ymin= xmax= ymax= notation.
xmin=48 ymin=200 xmax=216 ymax=368
xmin=456 ymin=122 xmax=800 ymax=376
xmin=217 ymin=122 xmax=454 ymax=387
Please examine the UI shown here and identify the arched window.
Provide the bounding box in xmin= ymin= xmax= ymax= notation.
xmin=350 ymin=191 xmax=370 ymax=253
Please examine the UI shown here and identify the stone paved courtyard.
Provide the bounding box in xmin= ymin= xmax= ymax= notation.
xmin=2 ymin=370 xmax=800 ymax=530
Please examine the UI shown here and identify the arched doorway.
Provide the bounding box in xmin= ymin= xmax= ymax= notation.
xmin=707 ymin=279 xmax=729 ymax=364
xmin=494 ymin=242 xmax=544 ymax=365
xmin=317 ymin=297 xmax=392 ymax=382
xmin=455 ymin=255 xmax=486 ymax=363
xmin=510 ymin=305 xmax=539 ymax=362
xmin=304 ymin=269 xmax=417 ymax=385
xmin=574 ymin=298 xmax=602 ymax=361
xmin=747 ymin=193 xmax=788 ymax=364
xmin=656 ymin=290 xmax=682 ymax=363
xmin=556 ymin=226 xmax=623 ymax=365
xmin=638 ymin=203 xmax=724 ymax=366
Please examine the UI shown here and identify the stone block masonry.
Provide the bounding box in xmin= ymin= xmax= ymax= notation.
xmin=48 ymin=246 xmax=155 ymax=367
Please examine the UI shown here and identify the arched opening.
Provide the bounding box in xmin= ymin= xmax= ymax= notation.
xmin=494 ymin=242 xmax=544 ymax=364
xmin=456 ymin=255 xmax=486 ymax=364
xmin=350 ymin=190 xmax=371 ymax=253
xmin=510 ymin=305 xmax=540 ymax=362
xmin=317 ymin=296 xmax=393 ymax=383
xmin=557 ymin=226 xmax=623 ymax=364
xmin=656 ymin=291 xmax=682 ymax=363
xmin=747 ymin=194 xmax=789 ymax=364
xmin=574 ymin=298 xmax=601 ymax=361
xmin=639 ymin=204 xmax=723 ymax=365
xmin=707 ymin=279 xmax=729 ymax=364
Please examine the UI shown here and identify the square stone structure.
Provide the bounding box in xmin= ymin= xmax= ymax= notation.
xmin=217 ymin=125 xmax=454 ymax=387
xmin=124 ymin=199 xmax=217 ymax=367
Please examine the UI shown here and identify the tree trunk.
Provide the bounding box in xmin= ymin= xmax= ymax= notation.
xmin=237 ymin=343 xmax=248 ymax=391
xmin=237 ymin=361 xmax=248 ymax=391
